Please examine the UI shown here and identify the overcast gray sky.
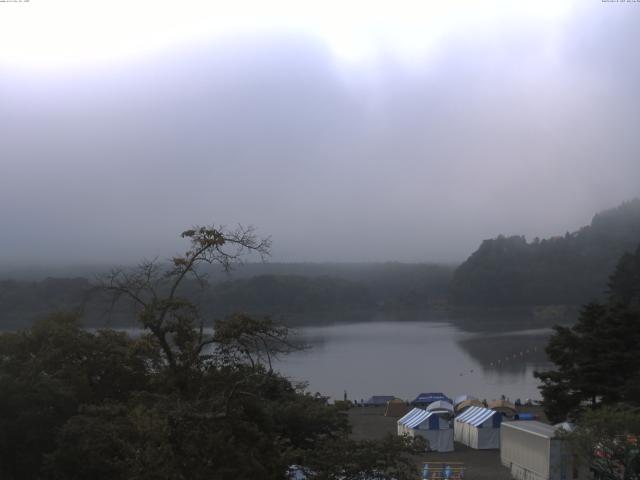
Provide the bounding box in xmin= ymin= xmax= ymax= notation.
xmin=1 ymin=1 xmax=639 ymax=264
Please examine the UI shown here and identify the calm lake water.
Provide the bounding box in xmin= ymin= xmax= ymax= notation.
xmin=275 ymin=319 xmax=553 ymax=403
xmin=80 ymin=313 xmax=555 ymax=403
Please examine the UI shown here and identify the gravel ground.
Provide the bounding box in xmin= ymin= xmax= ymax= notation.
xmin=347 ymin=406 xmax=547 ymax=480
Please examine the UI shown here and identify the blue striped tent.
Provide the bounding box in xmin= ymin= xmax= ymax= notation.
xmin=397 ymin=408 xmax=454 ymax=452
xmin=454 ymin=406 xmax=501 ymax=449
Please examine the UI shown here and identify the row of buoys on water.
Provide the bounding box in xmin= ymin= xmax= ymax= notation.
xmin=457 ymin=345 xmax=543 ymax=376
xmin=488 ymin=346 xmax=538 ymax=368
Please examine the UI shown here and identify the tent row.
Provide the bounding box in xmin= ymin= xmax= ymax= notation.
xmin=373 ymin=392 xmax=520 ymax=452
xmin=398 ymin=404 xmax=529 ymax=452
xmin=367 ymin=392 xmax=517 ymax=418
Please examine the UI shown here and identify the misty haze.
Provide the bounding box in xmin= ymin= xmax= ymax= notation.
xmin=1 ymin=2 xmax=640 ymax=480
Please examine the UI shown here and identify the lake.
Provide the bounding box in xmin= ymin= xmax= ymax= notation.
xmin=276 ymin=319 xmax=553 ymax=403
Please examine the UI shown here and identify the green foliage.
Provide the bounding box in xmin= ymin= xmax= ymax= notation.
xmin=0 ymin=312 xmax=360 ymax=480
xmin=535 ymin=245 xmax=640 ymax=422
xmin=301 ymin=434 xmax=427 ymax=480
xmin=564 ymin=405 xmax=640 ymax=480
xmin=0 ymin=225 xmax=422 ymax=480
xmin=451 ymin=199 xmax=640 ymax=306
xmin=45 ymin=390 xmax=296 ymax=480
xmin=609 ymin=244 xmax=640 ymax=308
xmin=0 ymin=312 xmax=154 ymax=479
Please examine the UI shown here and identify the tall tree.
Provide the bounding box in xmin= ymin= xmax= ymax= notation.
xmin=100 ymin=225 xmax=271 ymax=392
xmin=535 ymin=244 xmax=640 ymax=423
xmin=609 ymin=244 xmax=640 ymax=308
xmin=1 ymin=225 xmax=423 ymax=480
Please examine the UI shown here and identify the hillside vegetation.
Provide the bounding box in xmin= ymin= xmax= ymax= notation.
xmin=2 ymin=200 xmax=640 ymax=327
xmin=450 ymin=199 xmax=640 ymax=306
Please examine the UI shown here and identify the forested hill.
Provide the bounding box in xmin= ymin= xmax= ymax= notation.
xmin=450 ymin=199 xmax=640 ymax=306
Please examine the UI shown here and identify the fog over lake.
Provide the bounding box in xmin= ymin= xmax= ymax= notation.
xmin=276 ymin=318 xmax=552 ymax=402
xmin=2 ymin=2 xmax=640 ymax=266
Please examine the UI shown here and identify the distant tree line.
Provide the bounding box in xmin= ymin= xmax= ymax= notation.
xmin=3 ymin=199 xmax=640 ymax=329
xmin=0 ymin=264 xmax=454 ymax=330
xmin=205 ymin=274 xmax=373 ymax=317
xmin=450 ymin=199 xmax=640 ymax=306
xmin=0 ymin=277 xmax=92 ymax=329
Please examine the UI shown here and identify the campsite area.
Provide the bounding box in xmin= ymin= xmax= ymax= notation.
xmin=348 ymin=405 xmax=547 ymax=480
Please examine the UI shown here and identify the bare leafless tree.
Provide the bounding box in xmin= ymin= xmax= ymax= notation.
xmin=100 ymin=224 xmax=271 ymax=375
xmin=212 ymin=313 xmax=302 ymax=372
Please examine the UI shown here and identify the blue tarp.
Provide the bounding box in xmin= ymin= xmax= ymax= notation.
xmin=412 ymin=392 xmax=451 ymax=406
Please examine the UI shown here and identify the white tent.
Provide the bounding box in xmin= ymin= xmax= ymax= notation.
xmin=426 ymin=400 xmax=454 ymax=415
xmin=553 ymin=421 xmax=576 ymax=433
xmin=454 ymin=406 xmax=501 ymax=449
xmin=397 ymin=408 xmax=454 ymax=452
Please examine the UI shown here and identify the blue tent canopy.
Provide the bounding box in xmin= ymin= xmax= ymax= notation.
xmin=411 ymin=392 xmax=451 ymax=406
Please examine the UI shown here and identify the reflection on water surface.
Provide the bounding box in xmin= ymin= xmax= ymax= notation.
xmin=276 ymin=318 xmax=553 ymax=402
